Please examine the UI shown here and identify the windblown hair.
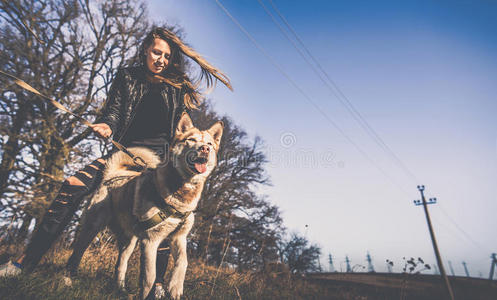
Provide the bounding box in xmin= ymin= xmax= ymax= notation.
xmin=139 ymin=27 xmax=232 ymax=109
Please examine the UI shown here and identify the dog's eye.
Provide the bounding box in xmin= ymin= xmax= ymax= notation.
xmin=207 ymin=142 xmax=213 ymax=146
xmin=186 ymin=138 xmax=197 ymax=142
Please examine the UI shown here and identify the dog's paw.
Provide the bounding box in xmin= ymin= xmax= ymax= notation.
xmin=117 ymin=279 xmax=126 ymax=291
xmin=168 ymin=281 xmax=183 ymax=300
xmin=153 ymin=283 xmax=166 ymax=299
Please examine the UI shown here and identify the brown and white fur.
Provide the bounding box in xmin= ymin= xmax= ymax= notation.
xmin=66 ymin=113 xmax=223 ymax=299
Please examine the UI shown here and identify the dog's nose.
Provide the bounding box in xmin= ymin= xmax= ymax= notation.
xmin=199 ymin=145 xmax=210 ymax=154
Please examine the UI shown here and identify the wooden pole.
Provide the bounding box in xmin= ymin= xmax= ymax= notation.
xmin=415 ymin=185 xmax=455 ymax=300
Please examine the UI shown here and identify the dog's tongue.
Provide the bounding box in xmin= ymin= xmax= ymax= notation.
xmin=194 ymin=162 xmax=207 ymax=173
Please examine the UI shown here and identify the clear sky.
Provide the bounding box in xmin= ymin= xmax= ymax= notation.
xmin=149 ymin=0 xmax=497 ymax=276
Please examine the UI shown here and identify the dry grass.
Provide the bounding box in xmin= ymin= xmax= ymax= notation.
xmin=0 ymin=239 xmax=335 ymax=299
xmin=1 ymin=241 xmax=496 ymax=299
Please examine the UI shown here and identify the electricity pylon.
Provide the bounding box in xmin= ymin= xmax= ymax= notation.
xmin=462 ymin=261 xmax=470 ymax=277
xmin=366 ymin=251 xmax=375 ymax=273
xmin=448 ymin=261 xmax=455 ymax=276
xmin=433 ymin=264 xmax=440 ymax=275
xmin=328 ymin=254 xmax=335 ymax=272
xmin=490 ymin=253 xmax=497 ymax=280
xmin=345 ymin=255 xmax=352 ymax=273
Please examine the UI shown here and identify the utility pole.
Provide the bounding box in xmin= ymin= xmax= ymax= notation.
xmin=448 ymin=261 xmax=455 ymax=276
xmin=462 ymin=262 xmax=470 ymax=277
xmin=328 ymin=254 xmax=335 ymax=272
xmin=345 ymin=255 xmax=352 ymax=273
xmin=414 ymin=185 xmax=455 ymax=300
xmin=366 ymin=251 xmax=375 ymax=273
xmin=490 ymin=253 xmax=497 ymax=280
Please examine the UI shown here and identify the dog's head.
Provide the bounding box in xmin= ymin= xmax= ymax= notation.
xmin=171 ymin=113 xmax=223 ymax=179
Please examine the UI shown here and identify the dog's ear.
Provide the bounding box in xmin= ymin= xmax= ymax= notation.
xmin=176 ymin=112 xmax=194 ymax=136
xmin=207 ymin=121 xmax=224 ymax=146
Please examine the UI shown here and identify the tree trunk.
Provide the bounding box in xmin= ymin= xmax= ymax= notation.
xmin=28 ymin=128 xmax=68 ymax=231
xmin=0 ymin=101 xmax=29 ymax=202
xmin=16 ymin=213 xmax=33 ymax=242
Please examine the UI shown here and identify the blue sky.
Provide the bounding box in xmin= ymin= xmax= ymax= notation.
xmin=149 ymin=0 xmax=497 ymax=276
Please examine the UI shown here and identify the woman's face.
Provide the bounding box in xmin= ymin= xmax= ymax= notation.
xmin=144 ymin=38 xmax=171 ymax=74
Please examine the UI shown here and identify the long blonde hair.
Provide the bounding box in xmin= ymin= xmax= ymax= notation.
xmin=140 ymin=27 xmax=232 ymax=109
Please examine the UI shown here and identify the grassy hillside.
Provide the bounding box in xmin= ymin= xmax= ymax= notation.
xmin=1 ymin=242 xmax=496 ymax=299
xmin=307 ymin=272 xmax=497 ymax=300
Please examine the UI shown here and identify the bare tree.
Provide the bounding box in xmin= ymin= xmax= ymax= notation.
xmin=0 ymin=0 xmax=149 ymax=240
xmin=279 ymin=232 xmax=321 ymax=274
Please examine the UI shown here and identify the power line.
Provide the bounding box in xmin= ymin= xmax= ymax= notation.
xmin=264 ymin=0 xmax=420 ymax=185
xmin=423 ymin=190 xmax=489 ymax=253
xmin=437 ymin=204 xmax=486 ymax=251
xmin=213 ymin=0 xmax=411 ymax=197
xmin=260 ymin=0 xmax=490 ymax=258
xmin=215 ymin=0 xmax=488 ymax=265
xmin=431 ymin=214 xmax=482 ymax=253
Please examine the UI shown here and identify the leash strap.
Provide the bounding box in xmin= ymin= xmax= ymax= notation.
xmin=0 ymin=70 xmax=147 ymax=169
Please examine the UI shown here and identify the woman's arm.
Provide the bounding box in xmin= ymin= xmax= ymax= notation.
xmin=95 ymin=69 xmax=126 ymax=137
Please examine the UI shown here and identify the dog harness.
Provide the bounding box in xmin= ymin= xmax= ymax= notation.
xmin=137 ymin=204 xmax=192 ymax=231
xmin=136 ymin=171 xmax=192 ymax=231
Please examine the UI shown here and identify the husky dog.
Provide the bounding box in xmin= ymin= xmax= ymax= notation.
xmin=66 ymin=113 xmax=223 ymax=300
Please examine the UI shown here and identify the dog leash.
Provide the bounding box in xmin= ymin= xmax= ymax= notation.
xmin=0 ymin=70 xmax=148 ymax=169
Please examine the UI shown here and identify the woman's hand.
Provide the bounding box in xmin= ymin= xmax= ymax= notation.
xmin=89 ymin=123 xmax=113 ymax=139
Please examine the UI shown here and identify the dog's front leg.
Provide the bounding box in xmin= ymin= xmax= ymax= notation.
xmin=139 ymin=238 xmax=160 ymax=300
xmin=115 ymin=235 xmax=138 ymax=290
xmin=167 ymin=234 xmax=188 ymax=300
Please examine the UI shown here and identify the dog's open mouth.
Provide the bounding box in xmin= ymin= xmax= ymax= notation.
xmin=188 ymin=157 xmax=208 ymax=174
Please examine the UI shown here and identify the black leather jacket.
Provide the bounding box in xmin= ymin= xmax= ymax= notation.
xmin=97 ymin=66 xmax=188 ymax=144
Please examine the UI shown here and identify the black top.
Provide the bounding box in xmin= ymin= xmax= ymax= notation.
xmin=120 ymin=82 xmax=171 ymax=154
xmin=97 ymin=66 xmax=188 ymax=147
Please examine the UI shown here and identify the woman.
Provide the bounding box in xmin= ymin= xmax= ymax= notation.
xmin=5 ymin=27 xmax=231 ymax=282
